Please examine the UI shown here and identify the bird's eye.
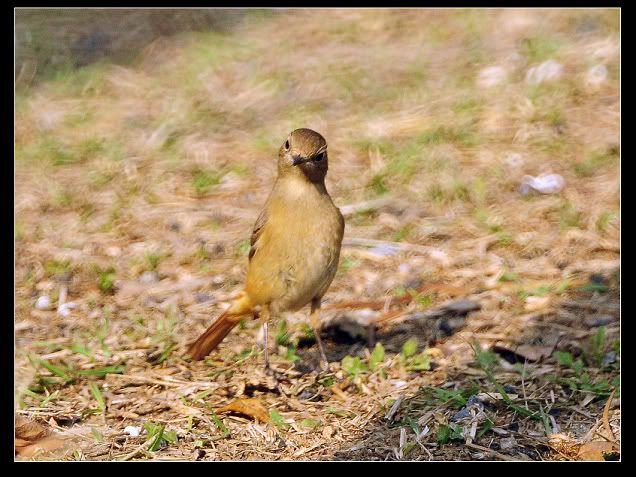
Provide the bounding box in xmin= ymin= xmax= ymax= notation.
xmin=284 ymin=140 xmax=290 ymax=151
xmin=315 ymin=153 xmax=324 ymax=162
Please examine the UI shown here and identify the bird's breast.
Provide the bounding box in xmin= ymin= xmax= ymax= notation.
xmin=245 ymin=187 xmax=343 ymax=312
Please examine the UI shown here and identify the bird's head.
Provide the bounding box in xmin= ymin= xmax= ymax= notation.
xmin=278 ymin=128 xmax=328 ymax=183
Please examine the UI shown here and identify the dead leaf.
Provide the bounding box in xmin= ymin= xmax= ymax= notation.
xmin=15 ymin=415 xmax=66 ymax=458
xmin=17 ymin=437 xmax=67 ymax=459
xmin=15 ymin=415 xmax=49 ymax=443
xmin=602 ymin=389 xmax=617 ymax=442
xmin=217 ymin=398 xmax=269 ymax=423
xmin=548 ymin=433 xmax=580 ymax=459
xmin=577 ymin=441 xmax=617 ymax=461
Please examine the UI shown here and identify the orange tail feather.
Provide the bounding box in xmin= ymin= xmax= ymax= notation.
xmin=186 ymin=293 xmax=252 ymax=360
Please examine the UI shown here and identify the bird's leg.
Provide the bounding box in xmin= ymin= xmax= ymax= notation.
xmin=310 ymin=298 xmax=329 ymax=371
xmin=259 ymin=304 xmax=271 ymax=373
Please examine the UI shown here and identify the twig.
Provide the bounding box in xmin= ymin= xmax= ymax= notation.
xmin=385 ymin=395 xmax=403 ymax=422
xmin=107 ymin=374 xmax=195 ymax=388
xmin=116 ymin=436 xmax=155 ymax=461
xmin=602 ymin=389 xmax=617 ymax=443
xmin=339 ymin=197 xmax=394 ymax=217
xmin=465 ymin=442 xmax=519 ymax=461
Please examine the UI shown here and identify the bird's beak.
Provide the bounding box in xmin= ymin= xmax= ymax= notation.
xmin=292 ymin=156 xmax=310 ymax=166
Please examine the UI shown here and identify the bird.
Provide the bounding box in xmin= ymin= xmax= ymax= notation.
xmin=186 ymin=128 xmax=345 ymax=371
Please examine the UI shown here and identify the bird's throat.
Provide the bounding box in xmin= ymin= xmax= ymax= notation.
xmin=276 ymin=174 xmax=327 ymax=201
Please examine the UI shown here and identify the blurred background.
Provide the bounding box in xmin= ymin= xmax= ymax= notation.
xmin=15 ymin=9 xmax=620 ymax=461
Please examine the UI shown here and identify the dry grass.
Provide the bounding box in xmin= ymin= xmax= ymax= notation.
xmin=15 ymin=8 xmax=619 ymax=461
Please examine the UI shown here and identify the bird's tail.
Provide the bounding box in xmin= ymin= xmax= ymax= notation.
xmin=185 ymin=292 xmax=253 ymax=360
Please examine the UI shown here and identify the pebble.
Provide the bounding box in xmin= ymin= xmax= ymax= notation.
xmin=139 ymin=271 xmax=159 ymax=284
xmin=194 ymin=292 xmax=212 ymax=303
xmin=398 ymin=263 xmax=411 ymax=274
xmin=452 ymin=395 xmax=484 ymax=422
xmin=192 ymin=449 xmax=206 ymax=460
xmin=584 ymin=314 xmax=615 ymax=328
xmin=519 ymin=173 xmax=565 ymax=195
xmin=35 ymin=295 xmax=52 ymax=310
xmin=58 ymin=302 xmax=77 ymax=317
xmin=477 ymin=66 xmax=507 ymax=87
xmin=124 ymin=426 xmax=142 ymax=437
xmin=526 ymin=59 xmax=564 ymax=85
xmin=585 ymin=64 xmax=608 ymax=88
xmin=500 ymin=437 xmax=517 ymax=450
xmin=368 ymin=244 xmax=400 ymax=257
xmin=602 ymin=352 xmax=618 ymax=366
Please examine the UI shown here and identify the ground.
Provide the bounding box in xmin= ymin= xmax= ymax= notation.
xmin=15 ymin=9 xmax=620 ymax=461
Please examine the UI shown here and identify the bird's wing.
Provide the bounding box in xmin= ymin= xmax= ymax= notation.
xmin=248 ymin=208 xmax=268 ymax=262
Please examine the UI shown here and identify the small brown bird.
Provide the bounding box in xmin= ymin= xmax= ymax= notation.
xmin=186 ymin=128 xmax=345 ymax=370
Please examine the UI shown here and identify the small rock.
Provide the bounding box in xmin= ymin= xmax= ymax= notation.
xmin=139 ymin=271 xmax=159 ymax=284
xmin=584 ymin=315 xmax=615 ymax=328
xmin=500 ymin=437 xmax=517 ymax=450
xmin=211 ymin=275 xmax=225 ymax=286
xmin=368 ymin=244 xmax=400 ymax=257
xmin=35 ymin=295 xmax=52 ymax=310
xmin=519 ymin=173 xmax=565 ymax=195
xmin=602 ymin=351 xmax=618 ymax=366
xmin=192 ymin=449 xmax=206 ymax=460
xmin=452 ymin=395 xmax=485 ymax=422
xmin=194 ymin=292 xmax=212 ymax=303
xmin=124 ymin=426 xmax=142 ymax=437
xmin=390 ymin=380 xmax=408 ymax=390
xmin=398 ymin=263 xmax=411 ymax=275
xmin=402 ymin=277 xmax=423 ymax=290
xmin=58 ymin=302 xmax=77 ymax=317
xmin=477 ymin=66 xmax=507 ymax=87
xmin=503 ymin=384 xmax=518 ymax=394
xmin=585 ymin=64 xmax=608 ymax=88
xmin=526 ymin=59 xmax=564 ymax=85
xmin=492 ymin=427 xmax=510 ymax=436
xmin=589 ymin=273 xmax=607 ymax=285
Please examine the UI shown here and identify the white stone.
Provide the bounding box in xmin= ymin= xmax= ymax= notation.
xmin=477 ymin=66 xmax=507 ymax=87
xmin=58 ymin=302 xmax=77 ymax=317
xmin=586 ymin=64 xmax=608 ymax=88
xmin=124 ymin=426 xmax=142 ymax=437
xmin=526 ymin=59 xmax=564 ymax=85
xmin=35 ymin=295 xmax=51 ymax=310
xmin=519 ymin=173 xmax=565 ymax=195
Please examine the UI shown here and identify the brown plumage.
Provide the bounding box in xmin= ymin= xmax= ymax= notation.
xmin=186 ymin=128 xmax=345 ymax=369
